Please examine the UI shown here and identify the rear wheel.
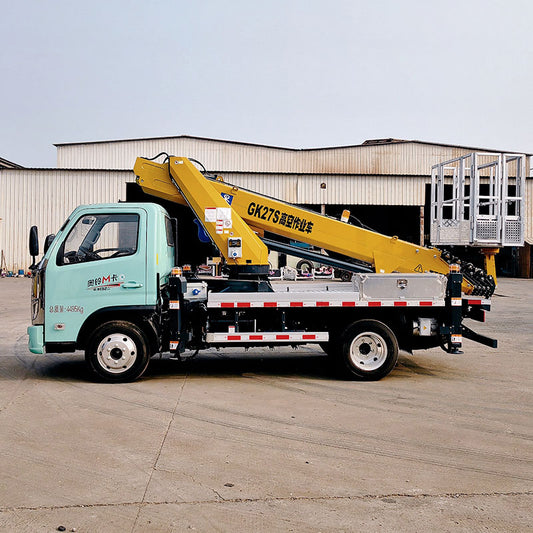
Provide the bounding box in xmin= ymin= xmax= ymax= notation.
xmin=296 ymin=259 xmax=313 ymax=274
xmin=85 ymin=320 xmax=150 ymax=382
xmin=335 ymin=320 xmax=399 ymax=380
xmin=339 ymin=270 xmax=352 ymax=282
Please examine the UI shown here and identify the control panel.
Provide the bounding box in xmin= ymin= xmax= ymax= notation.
xmin=227 ymin=237 xmax=242 ymax=259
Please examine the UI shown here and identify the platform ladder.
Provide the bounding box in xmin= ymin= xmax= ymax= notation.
xmin=430 ymin=152 xmax=526 ymax=280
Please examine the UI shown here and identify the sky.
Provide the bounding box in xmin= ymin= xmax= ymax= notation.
xmin=1 ymin=0 xmax=532 ymax=168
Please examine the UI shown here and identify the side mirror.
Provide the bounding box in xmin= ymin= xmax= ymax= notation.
xmin=43 ymin=234 xmax=55 ymax=254
xmin=29 ymin=226 xmax=39 ymax=270
xmin=29 ymin=226 xmax=39 ymax=257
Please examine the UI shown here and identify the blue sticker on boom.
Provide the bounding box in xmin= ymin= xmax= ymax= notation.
xmin=221 ymin=193 xmax=233 ymax=205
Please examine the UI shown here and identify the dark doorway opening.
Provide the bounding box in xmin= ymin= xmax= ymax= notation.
xmin=302 ymin=204 xmax=421 ymax=245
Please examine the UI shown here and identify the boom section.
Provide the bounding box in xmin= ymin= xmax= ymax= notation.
xmin=135 ymin=157 xmax=269 ymax=273
xmin=135 ymin=157 xmax=452 ymax=277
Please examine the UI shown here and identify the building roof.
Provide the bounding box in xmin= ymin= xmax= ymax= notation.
xmin=53 ymin=135 xmax=532 ymax=156
xmin=0 ymin=156 xmax=23 ymax=169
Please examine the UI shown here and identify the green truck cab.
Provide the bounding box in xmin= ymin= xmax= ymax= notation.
xmin=28 ymin=202 xmax=175 ymax=380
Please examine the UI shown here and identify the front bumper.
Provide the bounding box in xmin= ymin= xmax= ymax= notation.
xmin=27 ymin=325 xmax=44 ymax=354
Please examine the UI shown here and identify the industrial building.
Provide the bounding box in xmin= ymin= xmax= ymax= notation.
xmin=1 ymin=136 xmax=531 ymax=276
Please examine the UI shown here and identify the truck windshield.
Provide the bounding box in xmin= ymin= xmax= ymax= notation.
xmin=59 ymin=213 xmax=139 ymax=265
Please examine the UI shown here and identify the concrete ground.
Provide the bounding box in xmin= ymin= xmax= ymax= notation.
xmin=0 ymin=278 xmax=531 ymax=532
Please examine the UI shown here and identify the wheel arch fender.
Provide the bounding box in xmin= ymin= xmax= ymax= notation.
xmin=323 ymin=309 xmax=404 ymax=340
xmin=77 ymin=306 xmax=160 ymax=354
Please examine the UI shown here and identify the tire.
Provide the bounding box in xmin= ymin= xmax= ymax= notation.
xmin=85 ymin=320 xmax=151 ymax=382
xmin=335 ymin=320 xmax=399 ymax=380
xmin=335 ymin=269 xmax=352 ymax=282
xmin=296 ymin=259 xmax=313 ymax=274
xmin=340 ymin=271 xmax=352 ymax=282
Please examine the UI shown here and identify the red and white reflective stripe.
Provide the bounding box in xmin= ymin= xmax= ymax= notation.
xmin=209 ymin=300 xmax=444 ymax=309
xmin=205 ymin=331 xmax=329 ymax=343
xmin=464 ymin=298 xmax=491 ymax=306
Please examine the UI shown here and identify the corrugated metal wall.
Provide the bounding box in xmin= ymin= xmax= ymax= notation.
xmin=4 ymin=138 xmax=532 ymax=271
xmin=0 ymin=168 xmax=431 ymax=271
xmin=57 ymin=137 xmax=530 ymax=176
xmin=222 ymin=173 xmax=427 ymax=205
xmin=57 ymin=137 xmax=297 ymax=174
xmin=0 ymin=169 xmax=132 ymax=272
xmin=2 ymin=167 xmax=531 ymax=271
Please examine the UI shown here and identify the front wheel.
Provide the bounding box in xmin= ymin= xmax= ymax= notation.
xmin=335 ymin=320 xmax=399 ymax=381
xmin=85 ymin=321 xmax=150 ymax=382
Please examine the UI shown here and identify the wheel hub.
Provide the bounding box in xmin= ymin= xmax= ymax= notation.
xmin=96 ymin=334 xmax=137 ymax=374
xmin=349 ymin=332 xmax=387 ymax=371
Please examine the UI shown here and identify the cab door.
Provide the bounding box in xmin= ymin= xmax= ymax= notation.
xmin=44 ymin=208 xmax=147 ymax=344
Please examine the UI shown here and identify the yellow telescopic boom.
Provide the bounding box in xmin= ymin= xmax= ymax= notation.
xmin=134 ymin=156 xmax=476 ymax=291
xmin=135 ymin=157 xmax=269 ymax=275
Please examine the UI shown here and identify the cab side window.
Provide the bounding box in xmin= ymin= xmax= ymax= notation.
xmin=165 ymin=216 xmax=175 ymax=247
xmin=59 ymin=214 xmax=139 ymax=265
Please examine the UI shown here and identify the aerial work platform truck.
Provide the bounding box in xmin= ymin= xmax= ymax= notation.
xmin=27 ymin=155 xmax=500 ymax=382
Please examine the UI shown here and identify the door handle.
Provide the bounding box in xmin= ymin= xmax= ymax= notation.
xmin=121 ymin=281 xmax=143 ymax=289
